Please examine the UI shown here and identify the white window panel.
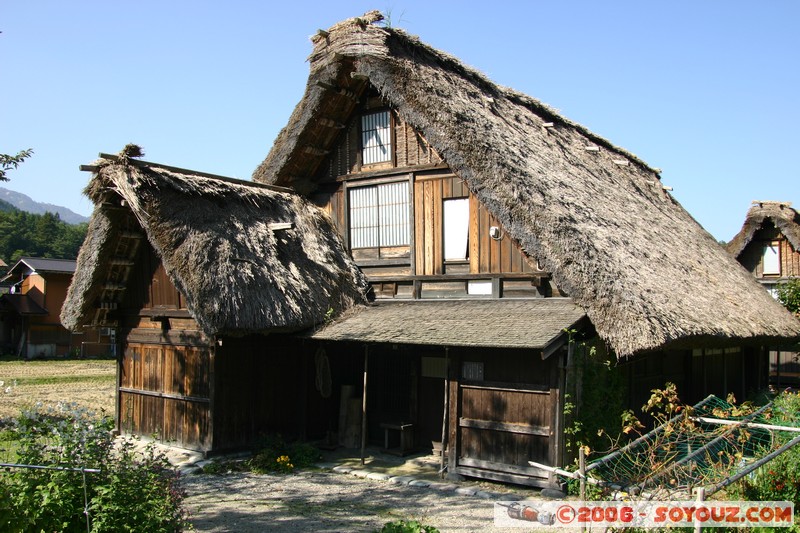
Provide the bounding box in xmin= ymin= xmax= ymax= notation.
xmin=349 ymin=186 xmax=379 ymax=248
xmin=361 ymin=111 xmax=392 ymax=164
xmin=467 ymin=280 xmax=492 ymax=295
xmin=763 ymin=241 xmax=780 ymax=275
xmin=443 ymin=198 xmax=469 ymax=261
xmin=349 ymin=181 xmax=409 ymax=249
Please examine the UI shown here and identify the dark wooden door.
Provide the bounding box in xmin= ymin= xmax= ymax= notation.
xmin=454 ymin=381 xmax=554 ymax=486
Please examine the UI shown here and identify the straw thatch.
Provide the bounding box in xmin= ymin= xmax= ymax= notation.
xmin=62 ymin=153 xmax=370 ymax=336
xmin=252 ymin=12 xmax=800 ymax=358
xmin=727 ymin=201 xmax=800 ymax=259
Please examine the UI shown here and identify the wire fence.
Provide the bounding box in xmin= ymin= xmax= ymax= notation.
xmin=1 ymin=462 xmax=101 ymax=533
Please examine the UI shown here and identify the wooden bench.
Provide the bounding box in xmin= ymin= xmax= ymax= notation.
xmin=380 ymin=422 xmax=415 ymax=456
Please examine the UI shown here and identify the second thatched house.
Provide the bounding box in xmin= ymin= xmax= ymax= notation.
xmin=63 ymin=13 xmax=800 ymax=489
xmin=728 ymin=201 xmax=800 ymax=386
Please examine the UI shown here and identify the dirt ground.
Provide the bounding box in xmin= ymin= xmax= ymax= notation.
xmin=177 ymin=446 xmax=551 ymax=532
xmin=181 ymin=468 xmax=544 ymax=532
xmin=0 ymin=359 xmax=116 ymax=421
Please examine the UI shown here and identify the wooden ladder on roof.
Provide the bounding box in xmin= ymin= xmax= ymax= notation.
xmin=92 ymin=223 xmax=144 ymax=326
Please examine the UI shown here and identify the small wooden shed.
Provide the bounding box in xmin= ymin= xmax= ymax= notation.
xmin=61 ymin=150 xmax=370 ymax=451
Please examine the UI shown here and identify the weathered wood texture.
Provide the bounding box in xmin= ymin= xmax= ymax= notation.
xmin=211 ymin=335 xmax=306 ymax=451
xmin=119 ymin=343 xmax=212 ymax=450
xmin=317 ymin=107 xmax=442 ymax=180
xmin=448 ymin=348 xmax=557 ymax=487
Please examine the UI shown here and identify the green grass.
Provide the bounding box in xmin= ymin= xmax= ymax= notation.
xmin=11 ymin=375 xmax=113 ymax=386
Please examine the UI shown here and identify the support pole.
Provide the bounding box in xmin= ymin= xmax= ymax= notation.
xmin=360 ymin=346 xmax=369 ymax=466
xmin=440 ymin=347 xmax=450 ymax=478
xmin=579 ymin=446 xmax=586 ymax=501
xmin=693 ymin=487 xmax=705 ymax=533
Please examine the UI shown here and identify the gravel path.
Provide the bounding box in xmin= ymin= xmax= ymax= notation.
xmin=181 ymin=468 xmax=543 ymax=532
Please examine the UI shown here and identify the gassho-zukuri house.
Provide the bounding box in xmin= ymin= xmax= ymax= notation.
xmin=62 ymin=12 xmax=800 ymax=489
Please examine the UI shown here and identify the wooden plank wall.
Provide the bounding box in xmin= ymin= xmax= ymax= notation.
xmin=319 ymin=110 xmax=442 ymax=180
xmin=119 ymin=343 xmax=211 ymax=450
xmin=211 ymin=335 xmax=306 ymax=451
xmin=470 ymin=196 xmax=536 ymax=275
xmin=448 ymin=347 xmax=557 ymax=486
xmin=458 ymin=384 xmax=551 ymax=470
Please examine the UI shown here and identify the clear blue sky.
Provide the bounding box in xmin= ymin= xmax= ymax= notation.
xmin=2 ymin=1 xmax=797 ymax=241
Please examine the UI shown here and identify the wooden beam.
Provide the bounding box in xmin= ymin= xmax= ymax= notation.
xmin=459 ymin=417 xmax=549 ymax=437
xmin=95 ymin=153 xmax=294 ymax=194
xmin=360 ymin=345 xmax=369 ymax=466
xmin=118 ymin=386 xmax=210 ymax=404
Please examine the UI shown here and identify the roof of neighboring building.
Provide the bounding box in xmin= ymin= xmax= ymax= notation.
xmin=309 ymin=298 xmax=586 ymax=352
xmin=0 ymin=257 xmax=77 ymax=281
xmin=251 ymin=11 xmax=800 ymax=357
xmin=0 ymin=293 xmax=48 ymax=315
xmin=727 ymin=201 xmax=800 ymax=259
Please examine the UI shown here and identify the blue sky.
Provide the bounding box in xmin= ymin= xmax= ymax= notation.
xmin=1 ymin=1 xmax=797 ymax=241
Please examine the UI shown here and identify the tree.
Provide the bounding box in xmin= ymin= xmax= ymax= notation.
xmin=776 ymin=278 xmax=800 ymax=317
xmin=0 ymin=148 xmax=33 ymax=181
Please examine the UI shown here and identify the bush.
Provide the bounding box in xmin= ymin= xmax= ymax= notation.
xmin=776 ymin=278 xmax=800 ymax=317
xmin=0 ymin=403 xmax=188 ymax=532
xmin=246 ymin=433 xmax=321 ymax=475
xmin=376 ymin=519 xmax=440 ymax=533
xmin=731 ymin=391 xmax=800 ymax=507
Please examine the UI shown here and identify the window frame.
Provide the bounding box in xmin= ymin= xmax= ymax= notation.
xmin=360 ymin=109 xmax=394 ymax=169
xmin=762 ymin=240 xmax=781 ymax=276
xmin=346 ymin=178 xmax=412 ymax=259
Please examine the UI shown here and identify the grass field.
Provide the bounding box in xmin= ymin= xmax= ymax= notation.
xmin=0 ymin=358 xmax=116 ymax=422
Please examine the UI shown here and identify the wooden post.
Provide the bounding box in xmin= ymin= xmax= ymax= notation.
xmin=360 ymin=346 xmax=369 ymax=466
xmin=579 ymin=446 xmax=586 ymax=533
xmin=440 ymin=347 xmax=449 ymax=478
xmin=693 ymin=487 xmax=705 ymax=533
xmin=579 ymin=446 xmax=586 ymax=501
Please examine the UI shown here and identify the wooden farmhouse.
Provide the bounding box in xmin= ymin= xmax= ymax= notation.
xmin=727 ymin=201 xmax=800 ymax=385
xmin=0 ymin=257 xmax=80 ymax=357
xmin=63 ymin=13 xmax=800 ymax=489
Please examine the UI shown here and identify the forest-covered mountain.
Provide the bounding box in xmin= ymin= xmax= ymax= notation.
xmin=0 ymin=209 xmax=87 ymax=265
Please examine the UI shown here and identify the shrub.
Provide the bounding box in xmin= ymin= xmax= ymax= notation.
xmin=731 ymin=391 xmax=800 ymax=507
xmin=376 ymin=519 xmax=440 ymax=533
xmin=246 ymin=433 xmax=321 ymax=475
xmin=776 ymin=278 xmax=800 ymax=317
xmin=0 ymin=403 xmax=189 ymax=532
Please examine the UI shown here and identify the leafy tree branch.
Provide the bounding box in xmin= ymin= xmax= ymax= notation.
xmin=0 ymin=148 xmax=34 ymax=181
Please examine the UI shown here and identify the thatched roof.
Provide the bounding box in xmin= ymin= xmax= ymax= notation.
xmin=62 ymin=152 xmax=370 ymax=336
xmin=252 ymin=12 xmax=800 ymax=357
xmin=727 ymin=201 xmax=800 ymax=259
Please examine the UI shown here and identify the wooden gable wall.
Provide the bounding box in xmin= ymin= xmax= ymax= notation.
xmin=737 ymin=222 xmax=800 ymax=279
xmin=308 ymin=101 xmax=550 ymax=299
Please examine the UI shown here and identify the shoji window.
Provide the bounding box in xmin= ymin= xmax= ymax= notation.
xmin=763 ymin=241 xmax=780 ymax=275
xmin=361 ymin=111 xmax=392 ymax=165
xmin=349 ymin=181 xmax=410 ymax=249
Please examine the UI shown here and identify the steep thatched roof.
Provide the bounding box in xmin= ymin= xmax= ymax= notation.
xmin=252 ymin=12 xmax=800 ymax=357
xmin=727 ymin=201 xmax=800 ymax=259
xmin=62 ymin=152 xmax=370 ymax=336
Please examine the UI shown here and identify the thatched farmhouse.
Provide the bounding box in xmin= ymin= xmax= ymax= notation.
xmin=63 ymin=13 xmax=800 ymax=488
xmin=62 ymin=149 xmax=370 ymax=450
xmin=728 ymin=201 xmax=800 ymax=385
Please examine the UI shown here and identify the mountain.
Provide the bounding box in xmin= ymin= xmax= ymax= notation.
xmin=0 ymin=187 xmax=89 ymax=225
